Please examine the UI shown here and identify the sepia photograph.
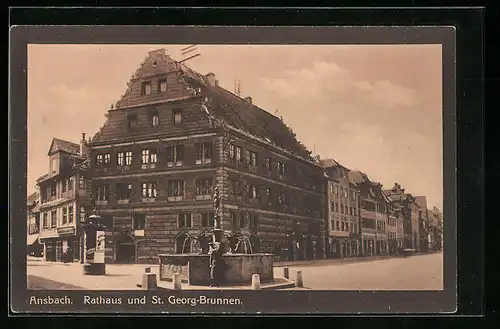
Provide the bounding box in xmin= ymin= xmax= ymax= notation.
xmin=25 ymin=43 xmax=444 ymax=292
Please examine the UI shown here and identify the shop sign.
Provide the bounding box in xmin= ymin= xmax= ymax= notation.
xmin=57 ymin=227 xmax=75 ymax=236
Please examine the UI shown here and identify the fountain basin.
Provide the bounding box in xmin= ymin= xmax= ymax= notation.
xmin=158 ymin=253 xmax=274 ymax=286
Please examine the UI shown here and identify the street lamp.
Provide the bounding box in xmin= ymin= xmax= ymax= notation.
xmin=82 ymin=209 xmax=106 ymax=275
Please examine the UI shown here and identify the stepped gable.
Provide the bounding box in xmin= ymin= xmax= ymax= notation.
xmin=48 ymin=138 xmax=80 ymax=156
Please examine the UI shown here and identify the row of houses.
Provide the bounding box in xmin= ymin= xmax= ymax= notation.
xmin=26 ymin=48 xmax=443 ymax=264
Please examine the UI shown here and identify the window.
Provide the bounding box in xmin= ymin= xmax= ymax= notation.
xmin=96 ymin=185 xmax=109 ymax=201
xmin=62 ymin=180 xmax=67 ymax=193
xmin=167 ymin=180 xmax=184 ymax=197
xmin=340 ymin=204 xmax=344 ymax=214
xmin=125 ymin=151 xmax=132 ymax=165
xmin=127 ymin=114 xmax=138 ymax=130
xmin=117 ymin=183 xmax=132 ymax=200
xmin=229 ymin=144 xmax=235 ymax=160
xmin=150 ymin=110 xmax=160 ymax=127
xmin=68 ymin=176 xmax=74 ymax=191
xmin=277 ymin=161 xmax=286 ymax=176
xmin=51 ymin=158 xmax=57 ymax=173
xmin=236 ymin=146 xmax=242 ymax=162
xmin=265 ymin=188 xmax=271 ymax=198
xmin=201 ymin=212 xmax=215 ymax=227
xmin=196 ymin=179 xmax=212 ymax=196
xmin=249 ymin=213 xmax=259 ymax=231
xmin=265 ymin=157 xmax=272 ymax=170
xmin=141 ymin=182 xmax=157 ymax=198
xmin=43 ymin=213 xmax=48 ymax=229
xmin=141 ymin=149 xmax=157 ymax=165
xmin=79 ymin=177 xmax=85 ymax=190
xmin=62 ymin=207 xmax=68 ymax=225
xmin=141 ymin=149 xmax=149 ymax=164
xmin=178 ymin=213 xmax=192 ymax=228
xmin=350 ymin=223 xmax=353 ymax=232
xmin=277 ymin=192 xmax=286 ymax=205
xmin=51 ymin=210 xmax=57 ymax=228
xmin=230 ymin=212 xmax=237 ymax=228
xmin=334 ymin=185 xmax=338 ymax=195
xmin=117 ymin=152 xmax=124 ymax=166
xmin=354 ymin=207 xmax=357 ymax=216
xmin=229 ymin=179 xmax=242 ymax=196
xmin=173 ymin=109 xmax=182 ymax=124
xmin=166 ymin=145 xmax=184 ymax=166
xmin=354 ymin=224 xmax=357 ymax=233
xmin=335 ymin=202 xmax=339 ymax=212
xmin=141 ymin=81 xmax=152 ymax=95
xmin=246 ymin=150 xmax=257 ymax=166
xmin=100 ymin=153 xmax=110 ymax=166
xmin=336 ymin=221 xmax=340 ymax=231
xmin=158 ymin=79 xmax=167 ymax=93
xmin=350 ymin=206 xmax=353 ymax=216
xmin=50 ymin=183 xmax=57 ymax=197
xmin=344 ymin=188 xmax=348 ymax=198
xmin=229 ymin=144 xmax=242 ymax=162
xmin=249 ymin=184 xmax=258 ymax=199
xmin=352 ymin=191 xmax=356 ymax=200
xmin=195 ymin=143 xmax=212 ymax=164
xmin=96 ymin=154 xmax=103 ymax=166
xmin=68 ymin=206 xmax=73 ymax=223
xmin=341 ymin=222 xmax=345 ymax=231
xmin=133 ymin=213 xmax=146 ymax=230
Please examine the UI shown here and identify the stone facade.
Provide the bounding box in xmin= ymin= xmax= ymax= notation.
xmin=322 ymin=159 xmax=361 ymax=258
xmin=87 ymin=49 xmax=327 ymax=264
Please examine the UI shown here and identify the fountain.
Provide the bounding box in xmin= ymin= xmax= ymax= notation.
xmin=158 ymin=187 xmax=275 ymax=286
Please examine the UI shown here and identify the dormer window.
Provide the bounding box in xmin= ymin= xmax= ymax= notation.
xmin=141 ymin=81 xmax=152 ymax=96
xmin=158 ymin=79 xmax=167 ymax=93
xmin=127 ymin=114 xmax=138 ymax=131
xmin=173 ymin=109 xmax=183 ymax=124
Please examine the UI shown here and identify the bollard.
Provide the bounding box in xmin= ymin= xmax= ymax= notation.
xmin=251 ymin=274 xmax=261 ymax=290
xmin=141 ymin=272 xmax=157 ymax=290
xmin=283 ymin=267 xmax=289 ymax=279
xmin=295 ymin=271 xmax=303 ymax=288
xmin=172 ymin=273 xmax=182 ymax=290
xmin=145 ymin=267 xmax=151 ymax=273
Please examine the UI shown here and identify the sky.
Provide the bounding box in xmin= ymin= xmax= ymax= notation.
xmin=27 ymin=44 xmax=443 ymax=210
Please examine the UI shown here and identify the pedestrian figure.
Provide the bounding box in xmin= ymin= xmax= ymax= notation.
xmin=209 ymin=241 xmax=223 ymax=287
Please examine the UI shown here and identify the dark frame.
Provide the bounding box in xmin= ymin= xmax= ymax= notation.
xmin=9 ymin=11 xmax=482 ymax=315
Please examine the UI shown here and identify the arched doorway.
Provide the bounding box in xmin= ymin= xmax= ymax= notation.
xmin=115 ymin=235 xmax=136 ymax=264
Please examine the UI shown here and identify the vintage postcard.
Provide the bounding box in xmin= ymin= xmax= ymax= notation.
xmin=10 ymin=25 xmax=457 ymax=314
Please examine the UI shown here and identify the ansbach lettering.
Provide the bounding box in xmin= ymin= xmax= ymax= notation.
xmin=84 ymin=296 xmax=123 ymax=305
xmin=29 ymin=296 xmax=72 ymax=305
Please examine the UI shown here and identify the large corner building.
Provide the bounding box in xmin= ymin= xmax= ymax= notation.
xmin=87 ymin=49 xmax=327 ymax=264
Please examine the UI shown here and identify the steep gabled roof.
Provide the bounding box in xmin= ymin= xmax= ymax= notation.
xmin=48 ymin=138 xmax=80 ymax=156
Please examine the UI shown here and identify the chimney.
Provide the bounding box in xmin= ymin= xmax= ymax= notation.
xmin=206 ymin=73 xmax=216 ymax=87
xmin=244 ymin=96 xmax=253 ymax=104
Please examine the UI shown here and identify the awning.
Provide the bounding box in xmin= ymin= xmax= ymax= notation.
xmin=27 ymin=234 xmax=39 ymax=246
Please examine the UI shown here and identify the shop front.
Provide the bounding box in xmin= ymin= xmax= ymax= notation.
xmin=41 ymin=227 xmax=81 ymax=262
